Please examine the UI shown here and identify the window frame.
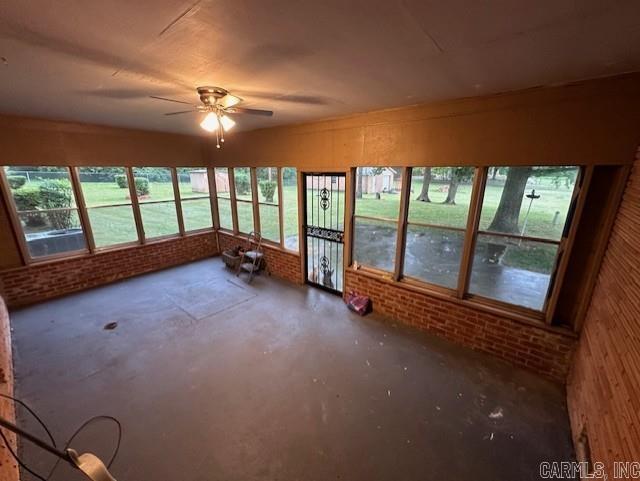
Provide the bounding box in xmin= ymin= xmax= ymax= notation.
xmin=351 ymin=166 xmax=405 ymax=275
xmin=176 ymin=167 xmax=216 ymax=234
xmin=131 ymin=166 xmax=182 ymax=242
xmin=229 ymin=167 xmax=256 ymax=236
xmin=255 ymin=166 xmax=282 ymax=245
xmin=0 ymin=166 xmax=91 ymax=263
xmin=464 ymin=166 xmax=585 ymax=316
xmin=351 ymin=165 xmax=588 ymax=323
xmin=75 ymin=166 xmax=141 ymax=251
xmin=280 ymin=167 xmax=300 ymax=253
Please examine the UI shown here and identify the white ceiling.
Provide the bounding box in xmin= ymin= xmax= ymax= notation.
xmin=1 ymin=0 xmax=639 ymax=135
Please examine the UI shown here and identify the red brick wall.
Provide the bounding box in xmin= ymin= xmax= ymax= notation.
xmin=344 ymin=269 xmax=575 ymax=382
xmin=567 ymin=155 xmax=640 ymax=473
xmin=218 ymin=232 xmax=303 ymax=285
xmin=0 ymin=297 xmax=18 ymax=481
xmin=0 ymin=232 xmax=219 ymax=307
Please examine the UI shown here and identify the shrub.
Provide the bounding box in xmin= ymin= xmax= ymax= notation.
xmin=39 ymin=180 xmax=74 ymax=230
xmin=134 ymin=177 xmax=150 ymax=196
xmin=7 ymin=175 xmax=27 ymax=189
xmin=13 ymin=188 xmax=45 ymax=227
xmin=234 ymin=173 xmax=250 ymax=195
xmin=259 ymin=180 xmax=277 ymax=203
xmin=115 ymin=174 xmax=128 ymax=189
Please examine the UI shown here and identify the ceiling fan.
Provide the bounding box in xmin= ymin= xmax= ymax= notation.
xmin=150 ymin=86 xmax=274 ymax=148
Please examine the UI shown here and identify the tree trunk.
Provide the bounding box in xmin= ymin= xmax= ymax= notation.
xmin=488 ymin=167 xmax=532 ymax=233
xmin=443 ymin=176 xmax=459 ymax=204
xmin=356 ymin=170 xmax=364 ymax=199
xmin=416 ymin=167 xmax=431 ymax=202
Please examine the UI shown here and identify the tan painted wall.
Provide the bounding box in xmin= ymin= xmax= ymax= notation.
xmin=212 ymin=73 xmax=640 ymax=169
xmin=0 ymin=73 xmax=639 ymax=271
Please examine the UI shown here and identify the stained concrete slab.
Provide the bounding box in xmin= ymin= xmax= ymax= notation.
xmin=9 ymin=258 xmax=573 ymax=481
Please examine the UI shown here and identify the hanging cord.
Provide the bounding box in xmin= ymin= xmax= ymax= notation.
xmin=46 ymin=415 xmax=121 ymax=480
xmin=0 ymin=393 xmax=121 ymax=481
xmin=0 ymin=393 xmax=56 ymax=481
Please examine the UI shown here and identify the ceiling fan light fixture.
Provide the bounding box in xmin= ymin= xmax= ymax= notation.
xmin=200 ymin=112 xmax=219 ymax=132
xmin=220 ymin=114 xmax=236 ymax=132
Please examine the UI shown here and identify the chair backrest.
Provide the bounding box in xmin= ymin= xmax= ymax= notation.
xmin=246 ymin=231 xmax=262 ymax=250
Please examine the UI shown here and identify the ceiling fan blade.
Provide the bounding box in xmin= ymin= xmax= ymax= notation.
xmin=219 ymin=94 xmax=242 ymax=109
xmin=150 ymin=95 xmax=194 ymax=105
xmin=164 ymin=110 xmax=198 ymax=116
xmin=226 ymin=107 xmax=274 ymax=117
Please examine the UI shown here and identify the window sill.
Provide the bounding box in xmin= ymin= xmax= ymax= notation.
xmin=216 ymin=231 xmax=301 ymax=257
xmin=6 ymin=231 xmax=217 ymax=272
xmin=347 ymin=266 xmax=577 ymax=338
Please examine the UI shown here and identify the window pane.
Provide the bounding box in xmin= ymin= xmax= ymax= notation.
xmin=4 ymin=166 xmax=77 ymax=208
xmin=178 ymin=168 xmax=210 ymax=199
xmin=469 ymin=234 xmax=558 ymax=311
xmin=259 ymin=204 xmax=280 ymax=242
xmin=217 ymin=197 xmax=233 ymax=230
xmin=78 ymin=167 xmax=131 ymax=207
xmin=139 ymin=202 xmax=179 ymax=239
xmin=354 ymin=167 xmax=402 ymax=220
xmin=479 ymin=166 xmax=579 ymax=240
xmin=182 ymin=198 xmax=212 ymax=232
xmin=132 ymin=167 xmax=175 ymax=203
xmin=256 ymin=167 xmax=279 ymax=204
xmin=88 ymin=206 xmax=138 ymax=247
xmin=407 ymin=167 xmax=473 ymax=229
xmin=404 ymin=225 xmax=464 ymax=289
xmin=4 ymin=166 xmax=87 ymax=258
xmin=18 ymin=210 xmax=86 ymax=258
xmin=214 ymin=168 xmax=231 ymax=198
xmin=233 ymin=167 xmax=252 ymax=201
xmin=282 ymin=167 xmax=299 ymax=251
xmin=353 ymin=217 xmax=396 ymax=272
xmin=236 ymin=201 xmax=254 ymax=233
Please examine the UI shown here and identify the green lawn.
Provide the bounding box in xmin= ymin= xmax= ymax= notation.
xmin=355 ymin=177 xmax=574 ymax=240
xmin=18 ymin=179 xmax=301 ymax=248
xmin=10 ymin=175 xmax=573 ymax=257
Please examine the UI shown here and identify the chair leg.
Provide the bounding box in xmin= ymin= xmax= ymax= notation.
xmin=236 ymin=253 xmax=245 ymax=276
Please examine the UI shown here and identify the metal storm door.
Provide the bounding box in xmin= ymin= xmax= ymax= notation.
xmin=303 ymin=173 xmax=346 ymax=294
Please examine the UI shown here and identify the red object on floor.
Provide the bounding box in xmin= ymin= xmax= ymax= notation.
xmin=345 ymin=291 xmax=371 ymax=315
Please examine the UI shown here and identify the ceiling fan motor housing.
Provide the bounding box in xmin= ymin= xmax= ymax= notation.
xmin=197 ymin=86 xmax=228 ymax=105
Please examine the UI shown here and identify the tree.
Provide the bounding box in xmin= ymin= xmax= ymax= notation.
xmin=488 ymin=166 xmax=577 ymax=234
xmin=487 ymin=167 xmax=532 ymax=233
xmin=356 ymin=169 xmax=364 ymax=199
xmin=416 ymin=167 xmax=431 ymax=202
xmin=443 ymin=167 xmax=474 ymax=205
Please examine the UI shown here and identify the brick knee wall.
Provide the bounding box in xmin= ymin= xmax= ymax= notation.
xmin=344 ymin=269 xmax=575 ymax=382
xmin=0 ymin=232 xmax=219 ymax=307
xmin=217 ymin=232 xmax=303 ymax=285
xmin=567 ymin=154 xmax=640 ymax=474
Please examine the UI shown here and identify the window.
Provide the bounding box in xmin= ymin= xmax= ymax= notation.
xmin=468 ymin=166 xmax=579 ymax=311
xmin=282 ymin=167 xmax=299 ymax=251
xmin=403 ymin=167 xmax=474 ymax=289
xmin=2 ymin=166 xmax=87 ymax=258
xmin=214 ymin=167 xmax=233 ymax=230
xmin=177 ymin=168 xmax=213 ymax=232
xmin=352 ymin=167 xmax=402 ymax=272
xmin=256 ymin=167 xmax=280 ymax=242
xmin=78 ymin=167 xmax=139 ymax=248
xmin=132 ymin=167 xmax=179 ymax=239
xmin=232 ymin=167 xmax=254 ymax=234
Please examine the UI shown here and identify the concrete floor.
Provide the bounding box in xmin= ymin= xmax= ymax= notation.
xmin=10 ymin=258 xmax=573 ymax=481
